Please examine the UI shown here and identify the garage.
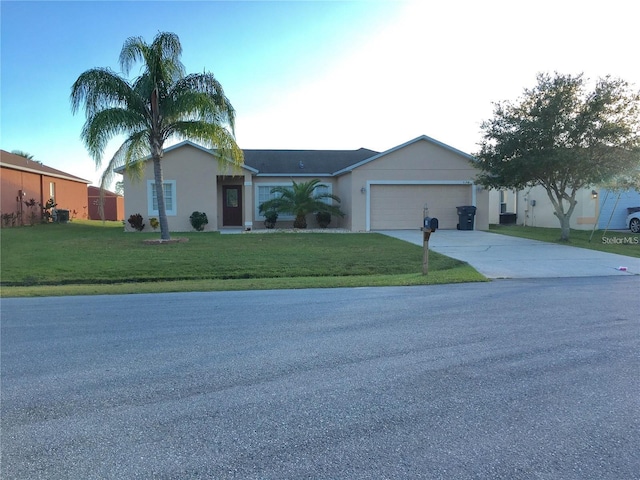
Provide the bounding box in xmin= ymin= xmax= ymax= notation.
xmin=369 ymin=183 xmax=473 ymax=230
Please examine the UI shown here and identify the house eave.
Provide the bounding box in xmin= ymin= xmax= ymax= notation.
xmin=0 ymin=161 xmax=91 ymax=184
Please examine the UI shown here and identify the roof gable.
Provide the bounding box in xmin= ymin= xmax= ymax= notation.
xmin=114 ymin=140 xmax=260 ymax=174
xmin=0 ymin=150 xmax=91 ymax=184
xmin=333 ymin=135 xmax=475 ymax=175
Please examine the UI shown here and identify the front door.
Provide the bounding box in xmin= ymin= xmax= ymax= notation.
xmin=222 ymin=185 xmax=242 ymax=226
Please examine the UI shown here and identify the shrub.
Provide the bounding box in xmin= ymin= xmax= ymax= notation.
xmin=42 ymin=198 xmax=57 ymax=223
xmin=1 ymin=212 xmax=18 ymax=227
xmin=190 ymin=211 xmax=208 ymax=231
xmin=263 ymin=210 xmax=278 ymax=229
xmin=316 ymin=211 xmax=331 ymax=228
xmin=128 ymin=213 xmax=145 ymax=231
xmin=149 ymin=217 xmax=159 ymax=230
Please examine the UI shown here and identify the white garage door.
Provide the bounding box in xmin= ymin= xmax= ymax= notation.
xmin=370 ymin=184 xmax=472 ymax=230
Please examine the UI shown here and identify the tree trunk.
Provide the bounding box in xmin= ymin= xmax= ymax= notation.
xmin=152 ymin=155 xmax=170 ymax=240
xmin=149 ymin=89 xmax=169 ymax=240
xmin=545 ymin=188 xmax=577 ymax=242
xmin=294 ymin=214 xmax=307 ymax=229
xmin=557 ymin=213 xmax=571 ymax=242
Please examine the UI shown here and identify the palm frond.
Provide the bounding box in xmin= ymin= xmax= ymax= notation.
xmin=170 ymin=73 xmax=236 ymax=132
xmin=120 ymin=32 xmax=184 ymax=85
xmin=70 ymin=68 xmax=135 ymax=118
xmin=82 ymin=108 xmax=148 ymax=163
xmin=98 ymin=131 xmax=149 ymax=194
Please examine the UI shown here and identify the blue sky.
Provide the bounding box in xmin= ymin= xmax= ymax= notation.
xmin=2 ymin=0 xmax=638 ymax=187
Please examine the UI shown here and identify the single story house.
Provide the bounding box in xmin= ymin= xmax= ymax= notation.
xmin=489 ymin=186 xmax=640 ymax=231
xmin=118 ymin=135 xmax=490 ymax=232
xmin=0 ymin=149 xmax=90 ymax=225
xmin=88 ymin=186 xmax=125 ymax=221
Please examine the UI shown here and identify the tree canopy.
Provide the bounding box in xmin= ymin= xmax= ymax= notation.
xmin=71 ymin=32 xmax=243 ymax=239
xmin=474 ymin=72 xmax=640 ymax=240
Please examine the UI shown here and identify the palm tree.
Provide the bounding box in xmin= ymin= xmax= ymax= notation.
xmin=11 ymin=150 xmax=34 ymax=160
xmin=258 ymin=179 xmax=344 ymax=229
xmin=71 ymin=32 xmax=243 ymax=240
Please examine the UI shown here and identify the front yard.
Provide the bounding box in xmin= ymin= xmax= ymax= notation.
xmin=0 ymin=221 xmax=484 ymax=297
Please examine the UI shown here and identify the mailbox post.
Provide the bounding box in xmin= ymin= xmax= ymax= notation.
xmin=421 ymin=205 xmax=438 ymax=275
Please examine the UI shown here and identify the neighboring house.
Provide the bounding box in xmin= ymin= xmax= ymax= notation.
xmin=0 ymin=150 xmax=90 ymax=224
xmin=117 ymin=135 xmax=490 ymax=232
xmin=88 ymin=186 xmax=125 ymax=221
xmin=489 ymin=186 xmax=640 ymax=230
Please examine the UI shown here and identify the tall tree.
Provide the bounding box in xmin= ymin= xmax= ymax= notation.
xmin=474 ymin=72 xmax=640 ymax=241
xmin=71 ymin=32 xmax=243 ymax=240
xmin=259 ymin=179 xmax=344 ymax=229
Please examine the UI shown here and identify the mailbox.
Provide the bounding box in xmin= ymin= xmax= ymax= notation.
xmin=423 ymin=216 xmax=439 ymax=231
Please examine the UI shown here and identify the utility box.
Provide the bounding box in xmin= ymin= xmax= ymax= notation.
xmin=56 ymin=209 xmax=70 ymax=223
xmin=499 ymin=212 xmax=517 ymax=225
xmin=456 ymin=206 xmax=476 ymax=230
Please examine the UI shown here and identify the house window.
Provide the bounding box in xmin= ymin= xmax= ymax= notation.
xmin=499 ymin=190 xmax=507 ymax=214
xmin=147 ymin=180 xmax=176 ymax=216
xmin=255 ymin=182 xmax=333 ymax=219
xmin=49 ymin=182 xmax=56 ymax=201
xmin=315 ymin=184 xmax=331 ymax=205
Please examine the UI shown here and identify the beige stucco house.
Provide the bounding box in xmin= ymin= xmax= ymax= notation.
xmin=118 ymin=135 xmax=490 ymax=232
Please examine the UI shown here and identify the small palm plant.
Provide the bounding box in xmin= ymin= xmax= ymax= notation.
xmin=259 ymin=179 xmax=344 ymax=229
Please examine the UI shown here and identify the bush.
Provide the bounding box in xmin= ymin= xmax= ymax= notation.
xmin=190 ymin=211 xmax=208 ymax=231
xmin=128 ymin=213 xmax=145 ymax=231
xmin=316 ymin=211 xmax=331 ymax=228
xmin=263 ymin=210 xmax=278 ymax=229
xmin=149 ymin=217 xmax=159 ymax=230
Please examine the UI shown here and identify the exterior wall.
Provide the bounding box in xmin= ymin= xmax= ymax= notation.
xmin=1 ymin=166 xmax=88 ymax=224
xmin=1 ymin=167 xmax=41 ymax=221
xmin=42 ymin=175 xmax=88 ymax=220
xmin=515 ymin=186 xmax=598 ymax=230
xmin=345 ymin=138 xmax=489 ymax=231
xmin=335 ymin=174 xmax=353 ymax=230
xmin=122 ymin=144 xmax=253 ymax=232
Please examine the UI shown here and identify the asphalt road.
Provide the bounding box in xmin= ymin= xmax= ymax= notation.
xmin=2 ymin=277 xmax=639 ymax=479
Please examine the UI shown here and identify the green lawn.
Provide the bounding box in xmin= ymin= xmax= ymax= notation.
xmin=489 ymin=224 xmax=640 ymax=257
xmin=1 ymin=220 xmax=485 ymax=297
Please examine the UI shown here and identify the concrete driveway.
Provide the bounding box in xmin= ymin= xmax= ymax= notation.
xmin=379 ymin=230 xmax=640 ymax=279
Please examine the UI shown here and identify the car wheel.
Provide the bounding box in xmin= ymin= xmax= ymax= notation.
xmin=630 ymin=218 xmax=640 ymax=233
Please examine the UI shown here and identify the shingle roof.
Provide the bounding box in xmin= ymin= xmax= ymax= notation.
xmin=242 ymin=148 xmax=380 ymax=175
xmin=0 ymin=150 xmax=90 ymax=183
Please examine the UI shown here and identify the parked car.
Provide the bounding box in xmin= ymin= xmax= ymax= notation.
xmin=627 ymin=210 xmax=640 ymax=233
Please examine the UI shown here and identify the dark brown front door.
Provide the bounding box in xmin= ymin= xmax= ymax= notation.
xmin=222 ymin=185 xmax=242 ymax=226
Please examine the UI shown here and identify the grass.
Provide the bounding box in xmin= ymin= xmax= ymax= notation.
xmin=489 ymin=224 xmax=640 ymax=257
xmin=0 ymin=220 xmax=486 ymax=297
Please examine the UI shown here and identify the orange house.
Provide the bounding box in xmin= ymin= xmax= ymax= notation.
xmin=88 ymin=186 xmax=124 ymax=221
xmin=0 ymin=150 xmax=90 ymax=225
